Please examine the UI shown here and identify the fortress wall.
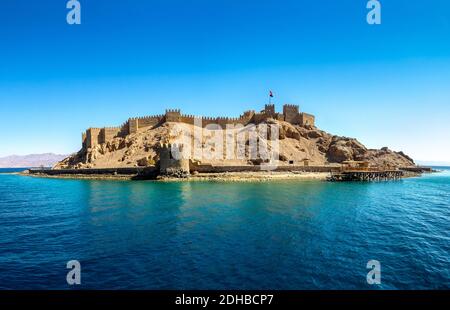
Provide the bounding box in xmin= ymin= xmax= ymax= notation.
xmin=300 ymin=113 xmax=315 ymax=127
xmin=231 ymin=116 xmax=250 ymax=126
xmin=164 ymin=108 xmax=278 ymax=128
xmin=86 ymin=128 xmax=102 ymax=148
xmin=128 ymin=118 xmax=139 ymax=134
xmin=236 ymin=113 xmax=254 ymax=125
xmin=216 ymin=117 xmax=232 ymax=127
xmin=137 ymin=115 xmax=164 ymax=129
xmin=253 ymin=112 xmax=268 ymax=123
xmin=241 ymin=110 xmax=255 ymax=122
xmin=165 ymin=109 xmax=181 ymax=122
xmin=179 ymin=114 xmax=196 ymax=125
xmin=82 ymin=132 xmax=87 ymax=150
xmin=201 ymin=117 xmax=219 ymax=127
xmin=128 ymin=115 xmax=165 ymax=133
xmin=102 ymin=127 xmax=122 ymax=142
xmin=119 ymin=122 xmax=130 ymax=136
xmin=236 ymin=118 xmax=251 ymax=125
xmin=264 ymin=104 xmax=275 ymax=116
xmin=177 ymin=114 xmax=252 ymax=127
xmin=190 ymin=164 xmax=339 ymax=173
xmin=252 ymin=112 xmax=285 ymax=124
xmin=283 ymin=104 xmax=300 ymax=124
xmin=80 ymin=104 xmax=315 ymax=149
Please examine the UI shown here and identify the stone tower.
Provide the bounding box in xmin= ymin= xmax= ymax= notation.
xmin=158 ymin=143 xmax=190 ymax=177
xmin=165 ymin=109 xmax=181 ymax=122
xmin=283 ymin=104 xmax=300 ymax=124
xmin=264 ymin=104 xmax=275 ymax=116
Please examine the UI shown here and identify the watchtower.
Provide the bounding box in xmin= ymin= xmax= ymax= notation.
xmin=264 ymin=104 xmax=275 ymax=116
xmin=165 ymin=109 xmax=181 ymax=122
xmin=158 ymin=143 xmax=190 ymax=177
xmin=283 ymin=104 xmax=300 ymax=124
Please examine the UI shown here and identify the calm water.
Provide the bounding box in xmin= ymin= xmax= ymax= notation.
xmin=0 ymin=168 xmax=449 ymax=289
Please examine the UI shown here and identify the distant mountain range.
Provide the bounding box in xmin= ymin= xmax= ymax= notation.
xmin=0 ymin=153 xmax=68 ymax=168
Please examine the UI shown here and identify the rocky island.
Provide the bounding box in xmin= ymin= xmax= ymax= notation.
xmin=27 ymin=103 xmax=425 ymax=181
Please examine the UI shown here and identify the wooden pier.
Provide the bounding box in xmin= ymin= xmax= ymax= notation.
xmin=328 ymin=170 xmax=404 ymax=182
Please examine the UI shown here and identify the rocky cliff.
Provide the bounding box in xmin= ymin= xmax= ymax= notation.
xmin=55 ymin=120 xmax=415 ymax=169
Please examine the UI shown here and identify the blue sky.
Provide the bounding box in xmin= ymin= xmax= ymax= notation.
xmin=0 ymin=0 xmax=449 ymax=163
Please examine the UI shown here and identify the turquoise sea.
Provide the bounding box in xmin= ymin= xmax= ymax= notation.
xmin=0 ymin=168 xmax=449 ymax=289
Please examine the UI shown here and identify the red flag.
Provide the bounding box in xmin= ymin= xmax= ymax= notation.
xmin=269 ymin=90 xmax=274 ymax=97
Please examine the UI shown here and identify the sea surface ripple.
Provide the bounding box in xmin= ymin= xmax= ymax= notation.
xmin=0 ymin=168 xmax=449 ymax=289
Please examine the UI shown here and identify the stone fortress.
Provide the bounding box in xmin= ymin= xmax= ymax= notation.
xmin=82 ymin=104 xmax=315 ymax=150
xmin=40 ymin=100 xmax=420 ymax=180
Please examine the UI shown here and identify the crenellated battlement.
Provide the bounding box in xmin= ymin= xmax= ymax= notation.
xmin=82 ymin=103 xmax=315 ymax=149
xmin=264 ymin=104 xmax=275 ymax=115
xmin=283 ymin=104 xmax=300 ymax=123
xmin=165 ymin=109 xmax=181 ymax=113
xmin=129 ymin=114 xmax=165 ymax=121
xmin=283 ymin=104 xmax=298 ymax=108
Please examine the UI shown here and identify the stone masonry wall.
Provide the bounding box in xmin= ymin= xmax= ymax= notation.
xmin=82 ymin=104 xmax=315 ymax=148
xmin=300 ymin=113 xmax=315 ymax=127
xmin=283 ymin=104 xmax=300 ymax=124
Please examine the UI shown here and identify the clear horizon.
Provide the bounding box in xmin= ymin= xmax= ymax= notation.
xmin=1 ymin=1 xmax=449 ymax=162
